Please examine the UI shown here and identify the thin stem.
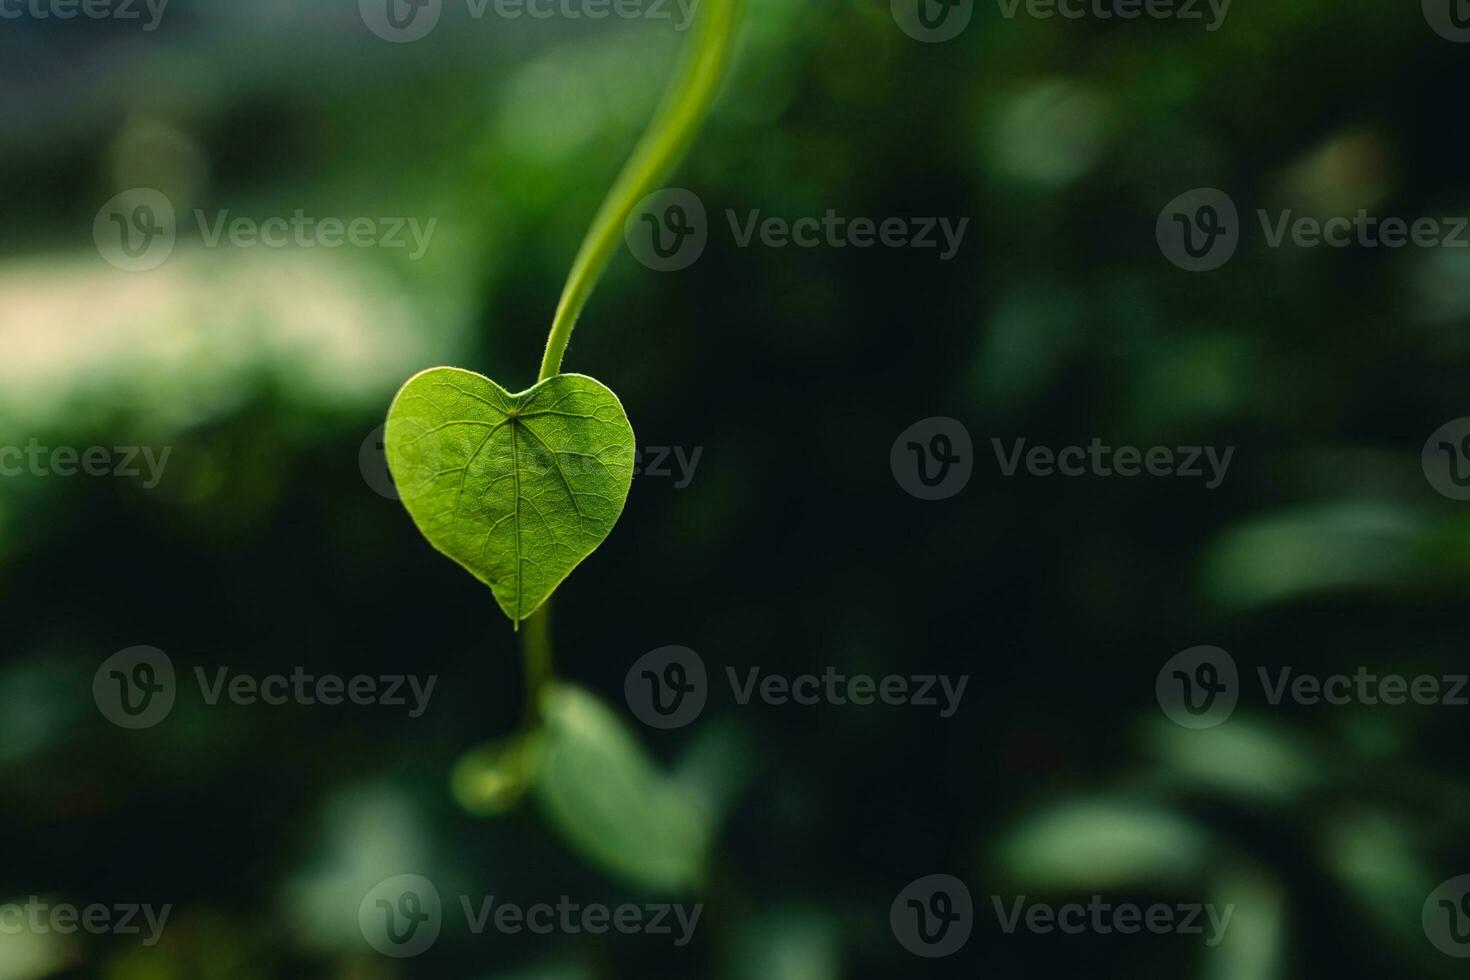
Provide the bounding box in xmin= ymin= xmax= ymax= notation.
xmin=521 ymin=602 xmax=553 ymax=724
xmin=537 ymin=0 xmax=741 ymax=383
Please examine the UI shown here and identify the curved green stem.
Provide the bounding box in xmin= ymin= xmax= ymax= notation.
xmin=521 ymin=602 xmax=553 ymax=724
xmin=537 ymin=0 xmax=742 ymax=383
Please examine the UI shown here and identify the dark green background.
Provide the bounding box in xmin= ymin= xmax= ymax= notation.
xmin=3 ymin=0 xmax=1470 ymax=975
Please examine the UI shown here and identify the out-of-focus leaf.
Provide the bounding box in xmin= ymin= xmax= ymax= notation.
xmin=728 ymin=907 xmax=840 ymax=980
xmin=483 ymin=960 xmax=594 ymax=980
xmin=533 ymin=684 xmax=710 ymax=894
xmin=0 ymin=927 xmax=65 ymax=980
xmin=282 ymin=787 xmax=436 ymax=954
xmin=675 ymin=717 xmax=756 ymax=820
xmin=1202 ymin=869 xmax=1284 ymax=980
xmin=995 ymin=796 xmax=1210 ymax=890
xmin=452 ymin=731 xmax=546 ymax=817
xmin=1323 ymin=810 xmax=1441 ymax=964
xmin=1149 ymin=717 xmax=1321 ymax=803
xmin=984 ymin=79 xmax=1115 ymax=187
xmin=1201 ymin=502 xmax=1428 ymax=609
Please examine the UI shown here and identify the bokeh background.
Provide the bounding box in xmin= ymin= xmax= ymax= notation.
xmin=4 ymin=0 xmax=1470 ymax=976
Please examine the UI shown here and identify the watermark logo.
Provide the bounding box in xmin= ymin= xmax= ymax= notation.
xmin=460 ymin=894 xmax=701 ymax=944
xmin=361 ymin=0 xmax=700 ymax=39
xmin=1423 ymin=418 xmax=1470 ymax=500
xmin=0 ymin=0 xmax=169 ymax=30
xmin=1156 ymin=646 xmax=1238 ymax=729
xmin=626 ymin=189 xmax=970 ymax=269
xmin=1424 ymin=0 xmax=1470 ymax=41
xmin=94 ymin=189 xmax=176 ymax=272
xmin=634 ymin=445 xmax=703 ymax=488
xmin=93 ymin=646 xmax=176 ymax=730
xmin=891 ymin=417 xmax=974 ymax=500
xmin=0 ymin=899 xmax=172 ymax=947
xmin=360 ymin=875 xmax=442 ymax=958
xmin=364 ymin=427 xmax=699 ymax=499
xmin=1160 ymin=188 xmax=1470 ymax=269
xmin=360 ymin=421 xmax=445 ymax=502
xmin=892 ymin=0 xmax=973 ymax=42
xmin=370 ymin=417 xmax=448 ymax=502
xmin=1259 ymin=667 xmax=1469 ymax=707
xmin=94 ymin=648 xmax=437 ymax=728
xmin=1424 ymin=876 xmax=1470 ymax=956
xmin=624 ymin=648 xmax=968 ymax=728
xmin=0 ymin=441 xmax=171 ymax=487
xmin=994 ymin=0 xmax=1230 ymax=30
xmin=625 ymin=645 xmax=708 ymax=729
xmin=360 ymin=424 xmax=403 ymax=500
xmin=95 ymin=190 xmax=438 ymax=270
xmin=892 ymin=874 xmax=973 ymax=957
xmin=358 ymin=876 xmax=701 ymax=955
xmin=1161 ymin=648 xmax=1470 ymax=724
xmin=1258 ymin=211 xmax=1470 ymax=250
xmin=1157 ymin=188 xmax=1239 ymax=272
xmin=626 ymin=188 xmax=707 ymax=271
xmin=992 ymin=438 xmax=1233 ymax=488
xmin=360 ymin=0 xmax=442 ymax=41
xmin=993 ymin=895 xmax=1233 ymax=944
xmin=727 ymin=210 xmax=968 ymax=260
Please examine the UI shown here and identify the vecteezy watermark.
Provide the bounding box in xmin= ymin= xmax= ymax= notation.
xmin=624 ymin=188 xmax=971 ymax=271
xmin=892 ymin=422 xmax=1229 ymax=497
xmin=625 ymin=188 xmax=708 ymax=271
xmin=1159 ymin=187 xmax=1470 ymax=271
xmin=727 ymin=211 xmax=969 ymax=261
xmin=93 ymin=189 xmax=177 ymax=272
xmin=0 ymin=441 xmax=171 ymax=488
xmin=94 ymin=189 xmax=438 ymax=272
xmin=1424 ymin=0 xmax=1470 ymax=42
xmin=635 ymin=446 xmax=702 ymax=488
xmin=717 ymin=666 xmax=946 ymax=716
xmin=1157 ymin=188 xmax=1240 ymax=271
xmin=891 ymin=417 xmax=974 ymax=501
xmin=624 ymin=646 xmax=708 ymax=729
xmin=1422 ymin=418 xmax=1470 ymax=500
xmin=192 ymin=211 xmax=437 ymax=259
xmin=360 ymin=875 xmax=442 ymax=958
xmin=460 ymin=896 xmax=700 ymax=946
xmin=992 ymin=438 xmax=1234 ymax=488
xmin=1256 ymin=211 xmax=1470 ymax=250
xmin=359 ymin=420 xmax=443 ymax=503
xmin=1156 ymin=646 xmax=1238 ymax=729
xmin=624 ymin=646 xmax=969 ymax=729
xmin=92 ymin=647 xmax=177 ymax=730
xmin=995 ymin=0 xmax=1229 ymax=29
xmin=360 ymin=424 xmax=703 ymax=500
xmin=358 ymin=875 xmax=701 ymax=957
xmin=1424 ymin=876 xmax=1470 ymax=957
xmin=891 ymin=0 xmax=974 ymax=42
xmin=1157 ymin=646 xmax=1470 ymax=729
xmin=0 ymin=898 xmax=172 ymax=947
xmin=93 ymin=647 xmax=437 ymax=729
xmin=359 ymin=0 xmax=700 ymax=42
xmin=0 ymin=0 xmax=168 ymax=30
xmin=892 ymin=875 xmax=973 ymax=958
xmin=1263 ymin=667 xmax=1470 ymax=706
xmin=992 ymin=895 xmax=1234 ymax=945
xmin=361 ymin=424 xmax=405 ymax=501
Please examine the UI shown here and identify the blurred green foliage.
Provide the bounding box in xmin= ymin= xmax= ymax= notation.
xmin=2 ymin=0 xmax=1469 ymax=976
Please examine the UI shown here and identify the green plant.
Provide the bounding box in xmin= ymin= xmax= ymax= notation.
xmin=381 ymin=0 xmax=742 ymax=893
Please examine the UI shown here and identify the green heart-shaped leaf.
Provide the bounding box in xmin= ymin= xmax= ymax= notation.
xmin=385 ymin=367 xmax=635 ymax=623
xmin=534 ymin=683 xmax=711 ymax=893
